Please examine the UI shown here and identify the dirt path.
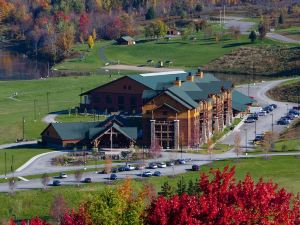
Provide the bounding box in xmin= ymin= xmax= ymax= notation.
xmin=103 ymin=64 xmax=181 ymax=72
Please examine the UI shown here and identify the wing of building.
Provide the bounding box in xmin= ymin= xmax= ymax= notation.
xmin=42 ymin=70 xmax=254 ymax=149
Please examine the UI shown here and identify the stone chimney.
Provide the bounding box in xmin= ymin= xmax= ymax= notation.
xmin=196 ymin=68 xmax=204 ymax=78
xmin=174 ymin=77 xmax=182 ymax=87
xmin=186 ymin=72 xmax=194 ymax=82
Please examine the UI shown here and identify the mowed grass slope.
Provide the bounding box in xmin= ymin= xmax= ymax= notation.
xmin=104 ymin=34 xmax=283 ymax=68
xmin=0 ymin=156 xmax=299 ymax=220
xmin=0 ymin=148 xmax=52 ymax=174
xmin=0 ymin=75 xmax=121 ymax=144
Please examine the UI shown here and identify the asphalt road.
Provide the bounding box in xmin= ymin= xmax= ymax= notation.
xmin=221 ymin=79 xmax=297 ymax=146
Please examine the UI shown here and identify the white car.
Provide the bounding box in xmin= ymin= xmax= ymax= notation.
xmin=258 ymin=111 xmax=267 ymax=116
xmin=125 ymin=165 xmax=135 ymax=171
xmin=157 ymin=162 xmax=167 ymax=168
xmin=149 ymin=163 xmax=158 ymax=169
xmin=136 ymin=164 xmax=146 ymax=170
xmin=142 ymin=171 xmax=153 ymax=177
xmin=59 ymin=172 xmax=68 ymax=178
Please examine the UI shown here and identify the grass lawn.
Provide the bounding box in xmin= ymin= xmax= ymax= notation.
xmin=0 ymin=74 xmax=122 ymax=144
xmin=104 ymin=34 xmax=280 ymax=68
xmin=0 ymin=148 xmax=53 ymax=175
xmin=52 ymin=41 xmax=112 ymax=72
xmin=250 ymin=139 xmax=300 ymax=154
xmin=275 ymin=26 xmax=300 ymax=41
xmin=0 ymin=156 xmax=299 ymax=220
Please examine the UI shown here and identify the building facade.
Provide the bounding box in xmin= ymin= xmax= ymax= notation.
xmin=77 ymin=70 xmax=243 ymax=149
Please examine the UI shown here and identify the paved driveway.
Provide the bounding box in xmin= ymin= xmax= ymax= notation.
xmin=221 ymin=80 xmax=297 ymax=147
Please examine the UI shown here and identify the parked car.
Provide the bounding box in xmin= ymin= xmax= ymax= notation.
xmin=142 ymin=171 xmax=152 ymax=177
xmin=98 ymin=169 xmax=108 ymax=174
xmin=269 ymin=104 xmax=277 ymax=109
xmin=149 ymin=163 xmax=158 ymax=169
xmin=136 ymin=164 xmax=146 ymax=170
xmin=177 ymin=159 xmax=186 ymax=164
xmin=110 ymin=174 xmax=118 ymax=180
xmin=157 ymin=162 xmax=167 ymax=168
xmin=245 ymin=117 xmax=255 ymax=123
xmin=281 ymin=117 xmax=291 ymax=123
xmin=258 ymin=111 xmax=267 ymax=116
xmin=192 ymin=165 xmax=200 ymax=171
xmin=125 ymin=165 xmax=135 ymax=171
xmin=53 ymin=180 xmax=61 ymax=186
xmin=111 ymin=168 xmax=118 ymax=173
xmin=263 ymin=107 xmax=271 ymax=113
xmin=292 ymin=106 xmax=300 ymax=111
xmin=289 ymin=109 xmax=300 ymax=116
xmin=285 ymin=114 xmax=295 ymax=120
xmin=59 ymin=172 xmax=68 ymax=178
xmin=153 ymin=171 xmax=161 ymax=176
xmin=166 ymin=161 xmax=175 ymax=166
xmin=251 ymin=113 xmax=259 ymax=120
xmin=118 ymin=166 xmax=126 ymax=172
xmin=253 ymin=135 xmax=264 ymax=145
xmin=83 ymin=178 xmax=92 ymax=183
xmin=277 ymin=119 xmax=289 ymax=125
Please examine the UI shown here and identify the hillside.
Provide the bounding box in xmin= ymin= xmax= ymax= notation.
xmin=204 ymin=46 xmax=300 ymax=77
xmin=267 ymin=78 xmax=300 ymax=102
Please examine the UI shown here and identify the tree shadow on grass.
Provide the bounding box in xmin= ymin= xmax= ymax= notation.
xmin=222 ymin=42 xmax=251 ymax=48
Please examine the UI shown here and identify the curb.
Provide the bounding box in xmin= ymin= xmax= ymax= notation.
xmin=15 ymin=151 xmax=59 ymax=172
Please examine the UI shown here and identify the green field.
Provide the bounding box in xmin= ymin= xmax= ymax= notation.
xmin=276 ymin=26 xmax=300 ymax=41
xmin=0 ymin=156 xmax=299 ymax=220
xmin=0 ymin=148 xmax=52 ymax=175
xmin=104 ymin=34 xmax=280 ymax=68
xmin=0 ymin=74 xmax=121 ymax=144
xmin=54 ymin=32 xmax=285 ymax=73
xmin=53 ymin=41 xmax=111 ymax=72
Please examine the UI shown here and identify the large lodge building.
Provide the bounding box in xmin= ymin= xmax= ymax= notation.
xmin=41 ymin=70 xmax=254 ymax=149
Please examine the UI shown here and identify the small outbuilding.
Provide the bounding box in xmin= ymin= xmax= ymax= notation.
xmin=117 ymin=36 xmax=136 ymax=45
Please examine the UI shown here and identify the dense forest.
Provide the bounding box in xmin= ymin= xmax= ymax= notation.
xmin=0 ymin=0 xmax=298 ymax=62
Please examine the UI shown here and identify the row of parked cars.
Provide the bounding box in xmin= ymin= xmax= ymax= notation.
xmin=52 ymin=158 xmax=198 ymax=185
xmin=277 ymin=108 xmax=299 ymax=125
xmin=245 ymin=104 xmax=277 ymax=123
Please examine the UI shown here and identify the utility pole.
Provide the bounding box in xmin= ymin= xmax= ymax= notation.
xmin=244 ymin=129 xmax=248 ymax=156
xmin=34 ymin=99 xmax=37 ymax=122
xmin=271 ymin=113 xmax=274 ymax=133
xmin=4 ymin=152 xmax=7 ymax=179
xmin=22 ymin=116 xmax=25 ymax=141
xmin=46 ymin=92 xmax=50 ymax=113
xmin=254 ymin=120 xmax=257 ymax=137
xmin=11 ymin=155 xmax=14 ymax=177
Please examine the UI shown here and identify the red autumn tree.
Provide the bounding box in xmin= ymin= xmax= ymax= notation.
xmin=79 ymin=13 xmax=90 ymax=38
xmin=145 ymin=166 xmax=300 ymax=225
xmin=60 ymin=206 xmax=91 ymax=225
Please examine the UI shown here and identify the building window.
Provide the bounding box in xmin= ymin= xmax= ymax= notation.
xmin=163 ymin=111 xmax=168 ymax=116
xmin=118 ymin=96 xmax=124 ymax=104
xmin=130 ymin=96 xmax=137 ymax=107
xmin=106 ymin=95 xmax=112 ymax=104
xmin=94 ymin=96 xmax=101 ymax=103
xmin=128 ymin=85 xmax=132 ymax=90
xmin=123 ymin=85 xmax=127 ymax=89
xmin=46 ymin=131 xmax=49 ymax=136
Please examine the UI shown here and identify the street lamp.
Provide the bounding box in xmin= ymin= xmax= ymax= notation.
xmin=286 ymin=103 xmax=289 ymax=114
xmin=270 ymin=113 xmax=274 ymax=133
xmin=244 ymin=128 xmax=248 ymax=156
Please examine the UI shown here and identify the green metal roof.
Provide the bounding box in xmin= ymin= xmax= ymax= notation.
xmin=232 ymin=90 xmax=255 ymax=112
xmin=51 ymin=122 xmax=100 ymax=140
xmin=120 ymin=36 xmax=135 ymax=41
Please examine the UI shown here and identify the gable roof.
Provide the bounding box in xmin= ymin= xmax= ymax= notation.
xmin=120 ymin=36 xmax=135 ymax=41
xmin=232 ymin=90 xmax=256 ymax=112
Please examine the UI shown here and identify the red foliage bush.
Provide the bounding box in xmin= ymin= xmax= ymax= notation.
xmin=145 ymin=166 xmax=300 ymax=225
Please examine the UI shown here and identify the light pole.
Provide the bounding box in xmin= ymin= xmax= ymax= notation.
xmin=22 ymin=116 xmax=25 ymax=141
xmin=244 ymin=128 xmax=248 ymax=156
xmin=33 ymin=99 xmax=37 ymax=122
xmin=271 ymin=113 xmax=274 ymax=133
xmin=254 ymin=120 xmax=257 ymax=137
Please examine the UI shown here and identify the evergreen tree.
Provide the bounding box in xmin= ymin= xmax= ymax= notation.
xmin=258 ymin=23 xmax=266 ymax=39
xmin=187 ymin=180 xmax=195 ymax=195
xmin=278 ymin=13 xmax=284 ymax=24
xmin=161 ymin=181 xmax=174 ymax=198
xmin=249 ymin=30 xmax=257 ymax=42
xmin=176 ymin=177 xmax=187 ymax=195
xmin=145 ymin=6 xmax=155 ymax=20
